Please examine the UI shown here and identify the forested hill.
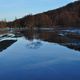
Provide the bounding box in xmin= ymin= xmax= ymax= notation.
xmin=44 ymin=0 xmax=80 ymax=27
xmin=1 ymin=1 xmax=80 ymax=28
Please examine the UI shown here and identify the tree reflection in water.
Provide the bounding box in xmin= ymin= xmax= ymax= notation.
xmin=0 ymin=40 xmax=16 ymax=52
xmin=21 ymin=28 xmax=80 ymax=51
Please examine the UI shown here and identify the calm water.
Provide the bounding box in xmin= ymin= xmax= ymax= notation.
xmin=0 ymin=32 xmax=80 ymax=80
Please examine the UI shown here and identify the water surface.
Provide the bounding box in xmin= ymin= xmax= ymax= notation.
xmin=0 ymin=31 xmax=80 ymax=80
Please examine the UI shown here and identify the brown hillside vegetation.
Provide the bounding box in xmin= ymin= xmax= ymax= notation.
xmin=1 ymin=1 xmax=80 ymax=28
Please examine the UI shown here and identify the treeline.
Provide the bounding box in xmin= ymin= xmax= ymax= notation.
xmin=7 ymin=14 xmax=52 ymax=28
xmin=0 ymin=0 xmax=80 ymax=28
xmin=0 ymin=20 xmax=7 ymax=28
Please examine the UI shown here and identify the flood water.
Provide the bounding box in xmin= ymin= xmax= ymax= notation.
xmin=0 ymin=29 xmax=80 ymax=80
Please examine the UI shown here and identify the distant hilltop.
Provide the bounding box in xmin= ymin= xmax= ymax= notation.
xmin=0 ymin=1 xmax=80 ymax=28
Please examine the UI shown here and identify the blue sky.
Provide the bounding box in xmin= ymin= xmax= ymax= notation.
xmin=0 ymin=0 xmax=77 ymax=21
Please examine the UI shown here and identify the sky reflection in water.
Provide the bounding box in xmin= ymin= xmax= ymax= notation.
xmin=0 ymin=36 xmax=80 ymax=80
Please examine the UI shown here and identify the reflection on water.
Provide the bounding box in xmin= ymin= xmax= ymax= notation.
xmin=0 ymin=33 xmax=18 ymax=52
xmin=21 ymin=28 xmax=80 ymax=51
xmin=0 ymin=40 xmax=16 ymax=52
xmin=26 ymin=39 xmax=42 ymax=49
xmin=0 ymin=29 xmax=80 ymax=80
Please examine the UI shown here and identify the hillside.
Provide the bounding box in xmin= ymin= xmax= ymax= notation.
xmin=6 ymin=1 xmax=80 ymax=28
